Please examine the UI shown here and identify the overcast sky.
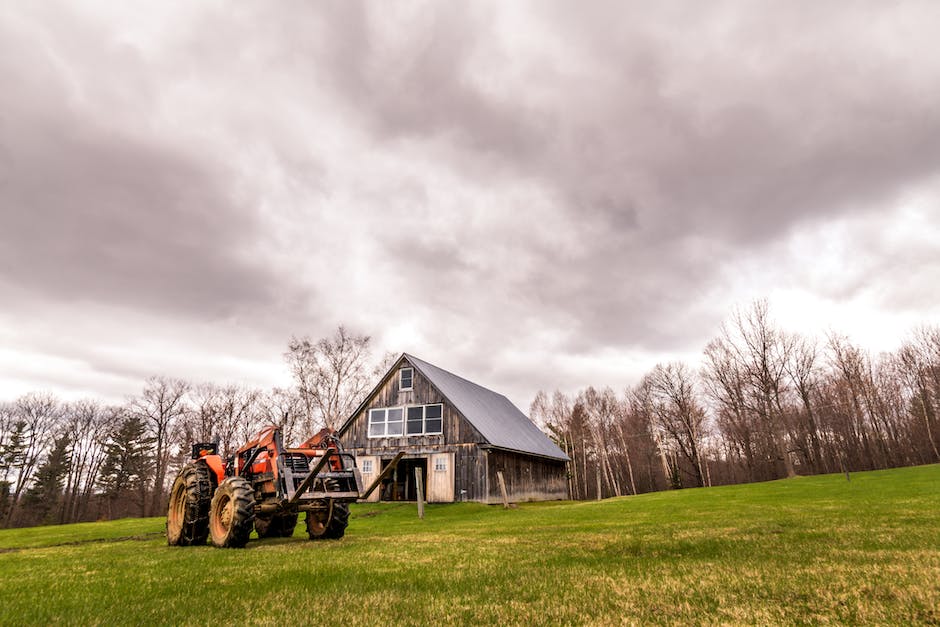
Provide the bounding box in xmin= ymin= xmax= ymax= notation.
xmin=2 ymin=1 xmax=940 ymax=410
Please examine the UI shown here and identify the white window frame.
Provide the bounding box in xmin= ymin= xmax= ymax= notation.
xmin=399 ymin=367 xmax=414 ymax=391
xmin=361 ymin=459 xmax=373 ymax=473
xmin=367 ymin=408 xmax=386 ymax=438
xmin=368 ymin=407 xmax=405 ymax=438
xmin=434 ymin=457 xmax=447 ymax=472
xmin=403 ymin=403 xmax=444 ymax=437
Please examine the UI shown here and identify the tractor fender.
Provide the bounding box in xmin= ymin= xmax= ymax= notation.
xmin=198 ymin=454 xmax=226 ymax=485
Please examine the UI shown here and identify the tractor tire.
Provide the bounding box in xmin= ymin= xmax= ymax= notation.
xmin=307 ymin=502 xmax=349 ymax=540
xmin=167 ymin=463 xmax=212 ymax=546
xmin=255 ymin=513 xmax=298 ymax=538
xmin=209 ymin=477 xmax=255 ymax=548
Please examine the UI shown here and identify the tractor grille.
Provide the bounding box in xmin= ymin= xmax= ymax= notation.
xmin=283 ymin=453 xmax=311 ymax=474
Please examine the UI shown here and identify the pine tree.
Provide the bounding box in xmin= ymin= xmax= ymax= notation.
xmin=0 ymin=422 xmax=26 ymax=526
xmin=22 ymin=435 xmax=71 ymax=525
xmin=0 ymin=421 xmax=26 ymax=482
xmin=0 ymin=481 xmax=9 ymax=524
xmin=97 ymin=417 xmax=155 ymax=519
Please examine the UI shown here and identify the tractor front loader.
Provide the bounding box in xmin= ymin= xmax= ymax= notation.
xmin=167 ymin=426 xmax=402 ymax=548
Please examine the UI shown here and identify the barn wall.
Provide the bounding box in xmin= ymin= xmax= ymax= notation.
xmin=454 ymin=445 xmax=487 ymax=502
xmin=486 ymin=449 xmax=568 ymax=502
xmin=427 ymin=452 xmax=454 ymax=502
xmin=341 ymin=359 xmax=487 ymax=450
xmin=340 ymin=359 xmax=489 ymax=502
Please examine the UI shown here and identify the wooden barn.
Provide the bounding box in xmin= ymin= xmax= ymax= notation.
xmin=338 ymin=354 xmax=569 ymax=503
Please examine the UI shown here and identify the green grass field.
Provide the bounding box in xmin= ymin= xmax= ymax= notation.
xmin=1 ymin=465 xmax=938 ymax=625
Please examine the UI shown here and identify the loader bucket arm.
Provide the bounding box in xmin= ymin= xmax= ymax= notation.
xmin=287 ymin=447 xmax=337 ymax=505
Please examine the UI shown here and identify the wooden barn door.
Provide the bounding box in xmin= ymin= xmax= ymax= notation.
xmin=427 ymin=452 xmax=455 ymax=503
xmin=356 ymin=455 xmax=380 ymax=502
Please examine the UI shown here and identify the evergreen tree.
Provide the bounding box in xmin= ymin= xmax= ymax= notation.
xmin=97 ymin=417 xmax=155 ymax=519
xmin=21 ymin=435 xmax=71 ymax=525
xmin=0 ymin=421 xmax=26 ymax=482
xmin=0 ymin=422 xmax=26 ymax=526
xmin=0 ymin=481 xmax=9 ymax=523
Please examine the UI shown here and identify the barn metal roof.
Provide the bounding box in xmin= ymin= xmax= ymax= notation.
xmin=404 ymin=354 xmax=569 ymax=462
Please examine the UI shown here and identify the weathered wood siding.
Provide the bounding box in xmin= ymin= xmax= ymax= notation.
xmin=355 ymin=455 xmax=381 ymax=503
xmin=454 ymin=445 xmax=487 ymax=502
xmin=427 ymin=452 xmax=455 ymax=502
xmin=342 ymin=360 xmax=488 ymax=450
xmin=486 ymin=449 xmax=568 ymax=502
xmin=340 ymin=358 xmax=489 ymax=501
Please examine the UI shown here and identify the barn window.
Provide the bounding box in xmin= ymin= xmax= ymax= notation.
xmin=402 ymin=404 xmax=444 ymax=436
xmin=425 ymin=404 xmax=443 ymax=434
xmin=434 ymin=457 xmax=447 ymax=472
xmin=400 ymin=367 xmax=413 ymax=391
xmin=406 ymin=406 xmax=424 ymax=435
xmin=387 ymin=408 xmax=403 ymax=435
xmin=368 ymin=409 xmax=385 ymax=436
xmin=368 ymin=408 xmax=404 ymax=437
xmin=361 ymin=459 xmax=373 ymax=473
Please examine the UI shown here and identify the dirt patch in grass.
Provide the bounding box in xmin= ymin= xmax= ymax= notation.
xmin=0 ymin=531 xmax=165 ymax=554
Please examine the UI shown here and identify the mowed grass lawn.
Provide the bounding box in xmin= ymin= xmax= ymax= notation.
xmin=1 ymin=465 xmax=938 ymax=625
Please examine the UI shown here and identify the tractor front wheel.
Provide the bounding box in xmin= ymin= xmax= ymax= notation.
xmin=167 ymin=463 xmax=212 ymax=546
xmin=209 ymin=477 xmax=255 ymax=548
xmin=307 ymin=502 xmax=349 ymax=540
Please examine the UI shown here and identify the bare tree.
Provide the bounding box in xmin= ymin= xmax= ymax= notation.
xmin=284 ymin=326 xmax=381 ymax=430
xmin=178 ymin=383 xmax=261 ymax=459
xmin=580 ymin=387 xmax=623 ymax=498
xmin=897 ymin=328 xmax=940 ymax=462
xmin=532 ymin=390 xmax=580 ymax=499
xmin=533 ymin=390 xmax=604 ymax=500
xmin=640 ymin=363 xmax=708 ymax=488
xmin=785 ymin=334 xmax=827 ymax=473
xmin=827 ymin=333 xmax=894 ymax=469
xmin=710 ymin=300 xmax=797 ymax=478
xmin=129 ymin=377 xmax=189 ymax=517
xmin=180 ymin=383 xmax=223 ymax=451
xmin=702 ymin=335 xmax=758 ymax=479
xmin=616 ymin=387 xmax=660 ymax=494
xmin=60 ymin=400 xmax=118 ymax=524
xmin=255 ymin=387 xmax=306 ymax=445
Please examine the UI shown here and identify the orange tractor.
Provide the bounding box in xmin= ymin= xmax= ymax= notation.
xmin=166 ymin=426 xmax=400 ymax=548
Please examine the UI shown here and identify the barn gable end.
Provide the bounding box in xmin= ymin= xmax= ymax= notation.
xmin=338 ymin=354 xmax=568 ymax=503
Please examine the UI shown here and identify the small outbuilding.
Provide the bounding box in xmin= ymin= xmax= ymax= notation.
xmin=338 ymin=354 xmax=569 ymax=503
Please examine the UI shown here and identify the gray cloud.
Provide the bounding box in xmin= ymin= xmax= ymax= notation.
xmin=2 ymin=1 xmax=939 ymax=406
xmin=0 ymin=8 xmax=298 ymax=323
xmin=277 ymin=2 xmax=940 ymax=358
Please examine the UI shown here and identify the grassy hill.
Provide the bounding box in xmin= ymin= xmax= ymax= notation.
xmin=1 ymin=465 xmax=938 ymax=625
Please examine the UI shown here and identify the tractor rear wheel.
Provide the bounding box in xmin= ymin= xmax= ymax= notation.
xmin=307 ymin=502 xmax=349 ymax=540
xmin=255 ymin=513 xmax=298 ymax=538
xmin=167 ymin=463 xmax=212 ymax=546
xmin=209 ymin=477 xmax=255 ymax=548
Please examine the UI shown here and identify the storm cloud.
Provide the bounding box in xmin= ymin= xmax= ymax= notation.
xmin=2 ymin=1 xmax=939 ymax=407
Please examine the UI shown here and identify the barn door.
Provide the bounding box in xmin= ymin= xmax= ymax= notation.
xmin=427 ymin=452 xmax=455 ymax=503
xmin=356 ymin=455 xmax=380 ymax=502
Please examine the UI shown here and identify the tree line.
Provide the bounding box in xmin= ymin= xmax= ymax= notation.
xmin=530 ymin=300 xmax=940 ymax=499
xmin=0 ymin=327 xmax=386 ymax=528
xmin=4 ymin=305 xmax=940 ymax=526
